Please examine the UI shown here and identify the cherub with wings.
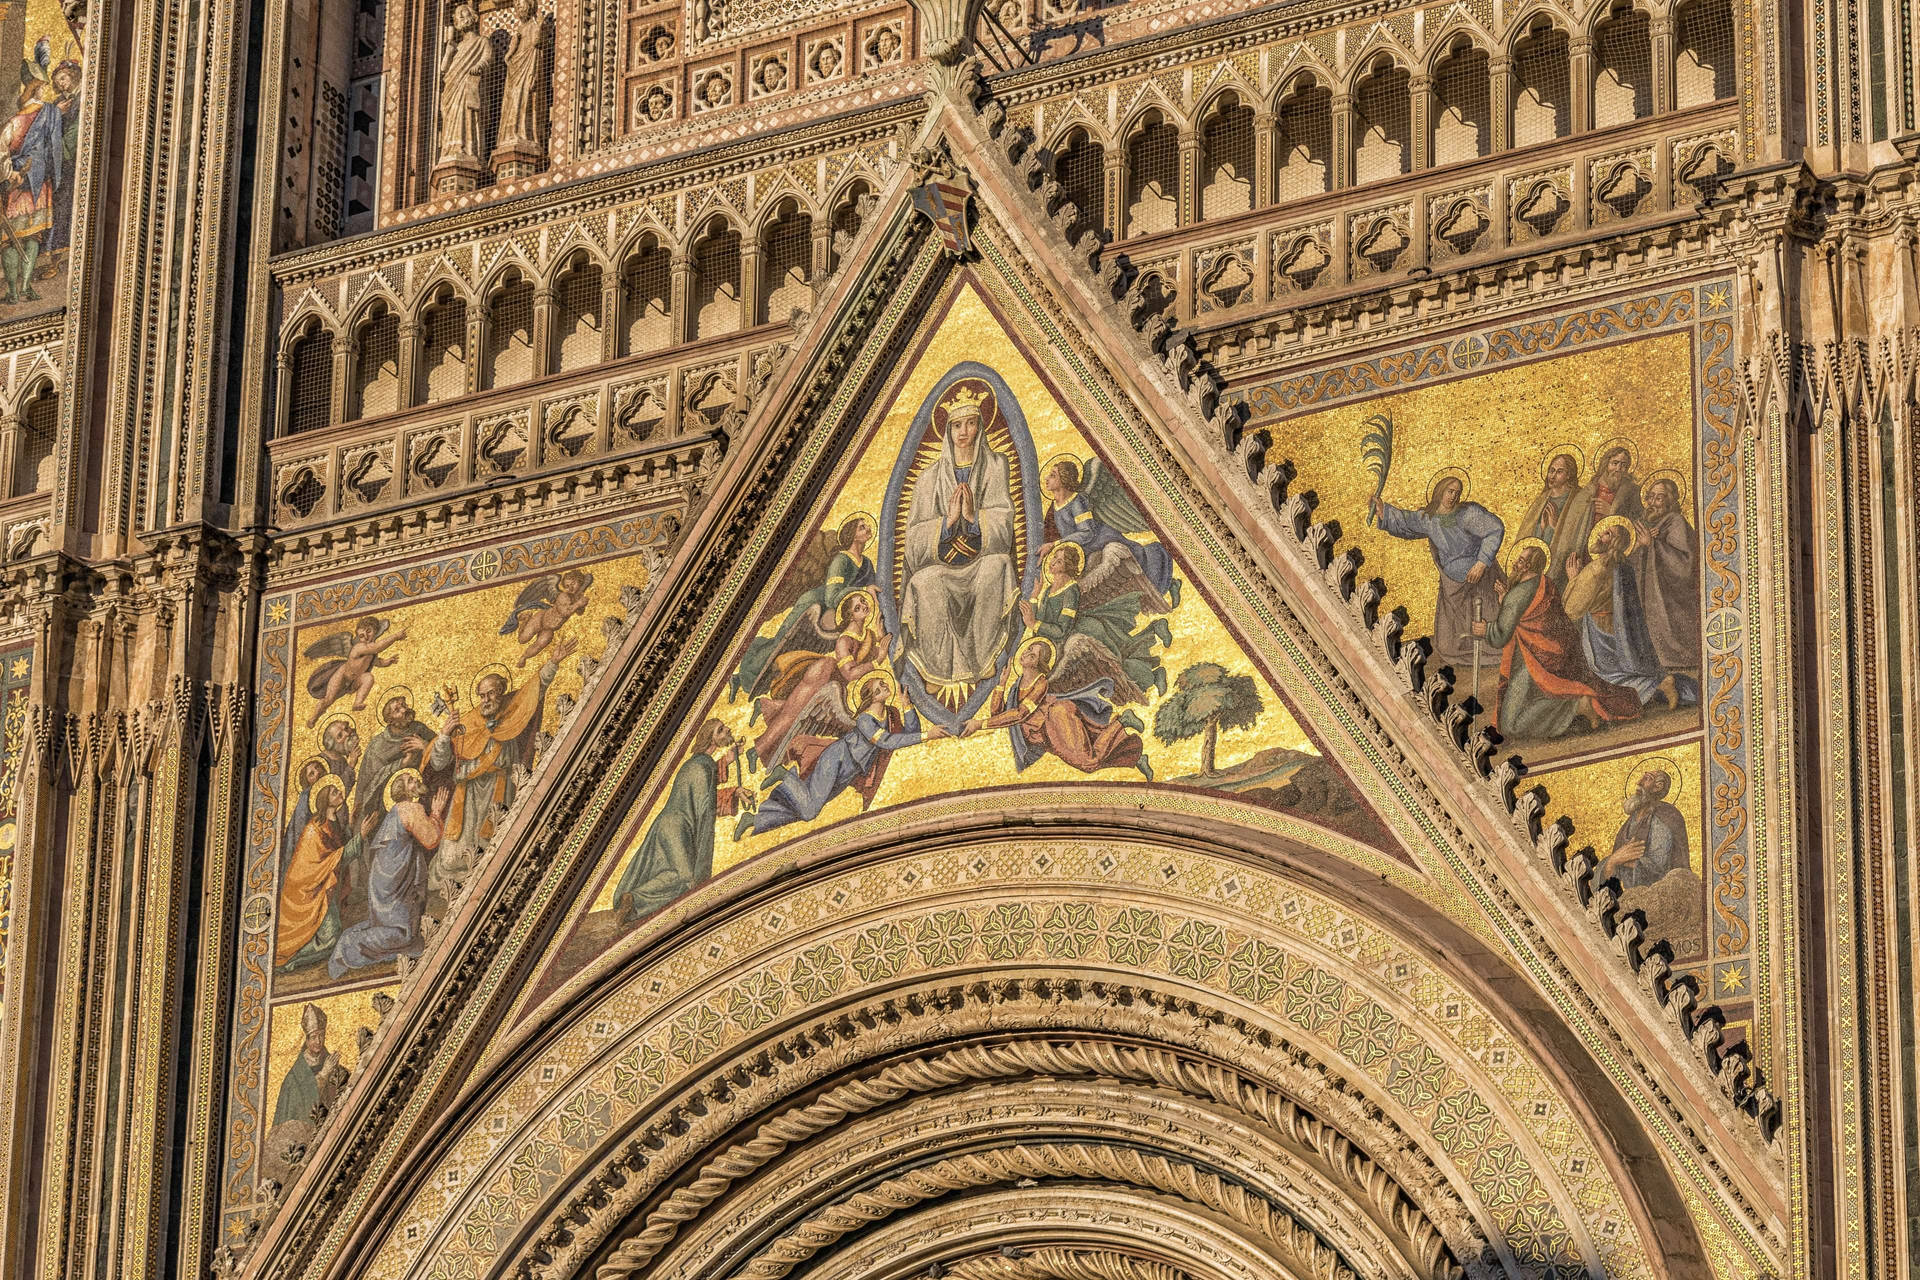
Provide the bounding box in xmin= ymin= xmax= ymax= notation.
xmin=1012 ymin=541 xmax=1173 ymax=706
xmin=747 ymin=585 xmax=890 ymax=773
xmin=1038 ymin=454 xmax=1179 ymax=612
xmin=304 ymin=616 xmax=409 ymax=728
xmin=499 ymin=568 xmax=594 ymax=666
xmin=730 ymin=514 xmax=876 ymax=701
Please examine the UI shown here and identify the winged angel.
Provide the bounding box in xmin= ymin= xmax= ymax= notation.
xmin=1014 ymin=453 xmax=1180 ymax=706
xmin=304 ymin=615 xmax=408 ymax=728
xmin=729 ymin=514 xmax=877 ymax=704
xmin=499 ymin=569 xmax=593 ymax=666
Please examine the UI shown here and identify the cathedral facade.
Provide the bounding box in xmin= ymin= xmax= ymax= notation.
xmin=0 ymin=0 xmax=1910 ymax=1275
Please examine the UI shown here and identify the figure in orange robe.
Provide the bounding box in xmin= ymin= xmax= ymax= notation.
xmin=426 ymin=640 xmax=575 ymax=887
xmin=965 ymin=637 xmax=1151 ymax=778
xmin=275 ymin=777 xmax=348 ymax=969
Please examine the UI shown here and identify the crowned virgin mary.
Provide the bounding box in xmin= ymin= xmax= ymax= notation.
xmin=899 ymin=384 xmax=1019 ymax=692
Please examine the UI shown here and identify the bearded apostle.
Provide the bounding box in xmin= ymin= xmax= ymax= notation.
xmin=1514 ymin=451 xmax=1586 ymax=585
xmin=425 ymin=639 xmax=575 ymax=896
xmin=1561 ymin=444 xmax=1644 ymax=579
xmin=1473 ymin=541 xmax=1640 ymax=739
xmin=1632 ymin=476 xmax=1701 ymax=672
xmin=1564 ymin=518 xmax=1692 ymax=709
xmin=1370 ymin=473 xmax=1503 ymax=674
xmin=612 ymin=720 xmax=743 ymax=926
xmin=1596 ymin=767 xmax=1690 ymax=889
xmin=328 ymin=770 xmax=448 ymax=977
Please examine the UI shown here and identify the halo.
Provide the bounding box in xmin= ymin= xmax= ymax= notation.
xmin=1642 ymin=468 xmax=1689 ymax=504
xmin=1588 ymin=514 xmax=1637 ymax=556
xmin=1540 ymin=444 xmax=1586 ymax=482
xmin=375 ymin=685 xmax=414 ymax=716
xmin=838 ymin=511 xmax=877 ymax=541
xmin=1506 ymin=537 xmax=1550 ymax=573
xmin=319 ymin=714 xmax=358 ymax=741
xmin=1623 ymin=755 xmax=1682 ymax=808
xmin=472 ymin=663 xmax=515 ymax=697
xmin=306 ymin=772 xmax=347 ymax=813
xmin=834 ymin=585 xmax=879 ymax=630
xmin=383 ymin=767 xmax=426 ymax=810
xmin=1425 ymin=466 xmax=1472 ymax=503
xmin=1040 ymin=453 xmax=1083 ymax=489
xmin=296 ymin=754 xmax=331 ymax=782
xmin=845 ymin=667 xmax=898 ymax=715
xmin=1046 ymin=540 xmax=1086 ymax=577
xmin=1592 ymin=438 xmax=1637 ymax=474
xmin=1017 ymin=635 xmax=1058 ymax=669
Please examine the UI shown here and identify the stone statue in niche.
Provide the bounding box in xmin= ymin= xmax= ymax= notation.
xmin=432 ymin=1 xmax=494 ymax=193
xmin=492 ymin=0 xmax=551 ymax=180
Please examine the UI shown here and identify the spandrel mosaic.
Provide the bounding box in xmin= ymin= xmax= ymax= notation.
xmin=0 ymin=0 xmax=84 ymax=321
xmin=1234 ymin=286 xmax=1746 ymax=987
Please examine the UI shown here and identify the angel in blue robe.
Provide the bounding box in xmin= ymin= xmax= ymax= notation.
xmin=1038 ymin=455 xmax=1178 ymax=610
xmin=738 ymin=672 xmax=942 ymax=838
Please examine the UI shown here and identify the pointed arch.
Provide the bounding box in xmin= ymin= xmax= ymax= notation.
xmin=1351 ymin=50 xmax=1414 ymax=182
xmin=551 ymin=246 xmax=608 ymax=375
xmin=1509 ymin=9 xmax=1575 ymax=144
xmin=1121 ymin=104 xmax=1181 ymax=236
xmin=618 ymin=228 xmax=675 ymax=357
xmin=758 ymin=195 xmax=814 ymax=326
xmin=688 ymin=211 xmax=744 ymax=340
xmin=1271 ymin=67 xmax=1334 ymax=203
xmin=1197 ymin=87 xmax=1257 ymax=219
xmin=1589 ymin=0 xmax=1656 ymax=125
xmin=9 ymin=372 xmax=58 ymax=496
xmin=481 ymin=263 xmax=539 ymax=391
xmin=415 ymin=279 xmax=470 ymax=406
xmin=1429 ymin=30 xmax=1494 ymax=164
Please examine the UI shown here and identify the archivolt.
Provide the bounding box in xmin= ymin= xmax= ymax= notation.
xmin=589 ymin=1032 xmax=1473 ymax=1280
xmin=353 ymin=833 xmax=1694 ymax=1280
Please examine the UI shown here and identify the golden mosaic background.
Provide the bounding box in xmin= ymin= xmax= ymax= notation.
xmin=593 ymin=285 xmax=1335 ymax=913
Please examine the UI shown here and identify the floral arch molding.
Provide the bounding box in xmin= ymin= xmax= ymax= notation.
xmin=353 ymin=824 xmax=1700 ymax=1280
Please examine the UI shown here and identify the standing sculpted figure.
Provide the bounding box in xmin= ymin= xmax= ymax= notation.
xmin=493 ymin=0 xmax=550 ymax=167
xmin=435 ymin=2 xmax=494 ymax=178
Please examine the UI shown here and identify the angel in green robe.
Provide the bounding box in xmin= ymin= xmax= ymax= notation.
xmin=1013 ymin=542 xmax=1171 ymax=705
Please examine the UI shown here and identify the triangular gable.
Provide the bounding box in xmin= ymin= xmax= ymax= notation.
xmin=525 ymin=275 xmax=1400 ymax=1007
xmin=228 ymin=85 xmax=1783 ymax=1280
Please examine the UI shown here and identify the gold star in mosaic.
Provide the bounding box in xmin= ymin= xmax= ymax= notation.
xmin=1718 ymin=963 xmax=1746 ymax=994
xmin=1703 ymin=284 xmax=1731 ymax=313
xmin=266 ymin=600 xmax=290 ymax=625
xmin=8 ymin=657 xmax=25 ymax=678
